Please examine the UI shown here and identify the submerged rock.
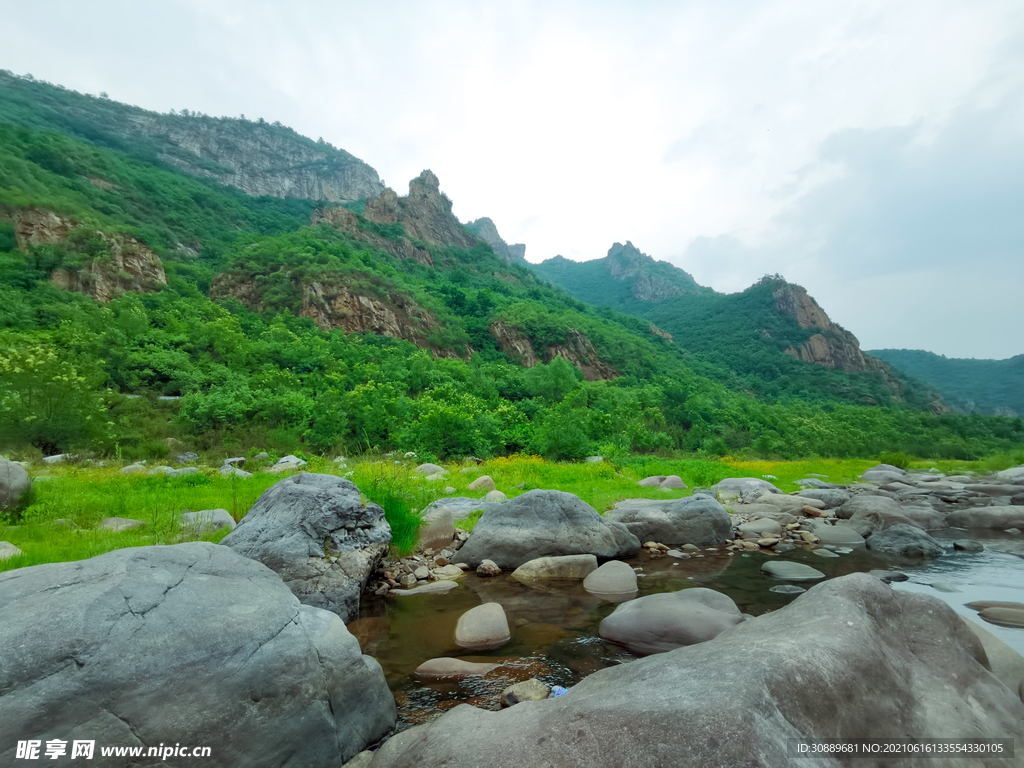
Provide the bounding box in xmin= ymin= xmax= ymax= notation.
xmin=865 ymin=524 xmax=945 ymax=558
xmin=582 ymin=560 xmax=638 ymax=596
xmin=455 ymin=603 xmax=511 ymax=650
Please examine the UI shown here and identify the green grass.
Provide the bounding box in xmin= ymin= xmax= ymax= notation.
xmin=1 ymin=452 xmax=1001 ymax=571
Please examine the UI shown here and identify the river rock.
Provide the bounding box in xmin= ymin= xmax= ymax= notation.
xmin=421 ymin=497 xmax=496 ymax=522
xmin=736 ymin=518 xmax=783 ymax=537
xmin=455 ymin=603 xmax=511 ymax=650
xmin=511 ymin=554 xmax=598 ymax=582
xmin=947 ymin=506 xmax=1024 ymax=529
xmin=484 ymin=490 xmax=508 ymax=502
xmin=599 ymin=588 xmax=743 ymax=655
xmin=865 ymin=524 xmax=945 ymax=557
xmin=477 ymin=559 xmax=502 ymax=576
xmin=994 ymin=465 xmax=1024 ymax=483
xmin=180 ymin=508 xmax=235 ymax=534
xmin=419 ymin=509 xmax=455 ymax=550
xmin=769 ymin=584 xmax=806 ymax=595
xmin=797 ymin=489 xmax=851 ymax=508
xmin=0 ymin=541 xmax=23 ymax=560
xmin=730 ymin=503 xmax=798 ymax=525
xmin=389 ymin=580 xmax=459 ymax=597
xmin=0 ymin=543 xmax=395 ymax=767
xmin=0 ymin=456 xmax=31 ymax=511
xmin=978 ymin=607 xmax=1024 ymax=629
xmin=755 ymin=494 xmax=826 ymax=515
xmin=712 ymin=477 xmax=781 ymax=500
xmin=431 ymin=564 xmax=465 ymax=581
xmin=582 ymin=560 xmax=638 ymax=595
xmin=604 ymin=496 xmax=732 ymax=547
xmin=954 ymin=540 xmax=985 ymax=552
xmin=369 ymin=574 xmax=1024 ymax=767
xmin=501 ymin=679 xmax=549 ymax=706
xmin=467 ymin=475 xmax=496 ymax=491
xmin=220 ymin=473 xmax=391 ymax=622
xmin=962 ymin=619 xmax=1024 ymax=703
xmin=457 ymin=490 xmax=639 ymax=569
xmin=760 ymin=561 xmax=826 ymax=581
xmin=806 ymin=521 xmax=865 ymax=545
xmin=415 ymin=658 xmax=500 ymax=680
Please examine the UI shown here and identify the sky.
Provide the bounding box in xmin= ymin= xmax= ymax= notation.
xmin=3 ymin=0 xmax=1022 ymax=358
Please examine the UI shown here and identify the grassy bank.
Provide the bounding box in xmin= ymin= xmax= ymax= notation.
xmin=0 ymin=452 xmax=991 ymax=572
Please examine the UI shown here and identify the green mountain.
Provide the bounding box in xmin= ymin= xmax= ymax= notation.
xmin=0 ymin=70 xmax=1021 ymax=462
xmin=868 ymin=349 xmax=1024 ymax=418
xmin=531 ymin=244 xmax=945 ymax=411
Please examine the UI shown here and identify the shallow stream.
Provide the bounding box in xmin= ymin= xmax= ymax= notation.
xmin=353 ymin=530 xmax=1024 ymax=729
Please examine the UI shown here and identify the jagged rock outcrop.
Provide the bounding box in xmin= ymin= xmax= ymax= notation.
xmin=489 ymin=322 xmax=619 ymax=381
xmin=364 ymin=171 xmax=478 ymax=249
xmin=606 ymin=242 xmax=706 ymax=301
xmin=648 ymin=322 xmax=673 ymax=341
xmin=466 ymin=217 xmax=526 ymax=265
xmin=311 ymin=206 xmax=433 ymax=266
xmin=120 ymin=114 xmax=383 ymax=203
xmin=211 ymin=273 xmax=464 ymax=356
xmin=10 ymin=208 xmax=166 ymax=302
xmin=773 ymin=283 xmax=907 ymax=401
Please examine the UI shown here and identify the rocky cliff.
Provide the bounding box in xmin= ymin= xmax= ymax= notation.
xmin=772 ymin=283 xmax=922 ymax=404
xmin=466 ymin=217 xmax=526 ymax=265
xmin=121 ymin=114 xmax=383 ymax=203
xmin=489 ymin=322 xmax=619 ymax=381
xmin=311 ymin=206 xmax=434 ymax=266
xmin=10 ymin=208 xmax=166 ymax=302
xmin=364 ymin=170 xmax=478 ymax=249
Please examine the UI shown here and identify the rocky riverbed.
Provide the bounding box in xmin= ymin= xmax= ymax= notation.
xmin=2 ymin=460 xmax=1023 ymax=767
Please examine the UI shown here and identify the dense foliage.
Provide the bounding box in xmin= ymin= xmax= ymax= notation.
xmin=1 ymin=72 xmax=1022 ymax=463
xmin=869 ymin=349 xmax=1024 ymax=417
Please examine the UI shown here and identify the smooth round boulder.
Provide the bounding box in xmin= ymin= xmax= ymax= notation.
xmin=605 ymin=496 xmax=732 ymax=547
xmin=511 ymin=554 xmax=598 ymax=582
xmin=761 ymin=561 xmax=826 ymax=582
xmin=807 ymin=521 xmax=866 ymax=546
xmin=736 ymin=518 xmax=783 ymax=537
xmin=797 ymin=489 xmax=851 ymax=508
xmin=599 ymin=588 xmax=744 ymax=654
xmin=660 ymin=475 xmax=686 ymax=489
xmin=415 ymin=463 xmax=446 ymax=475
xmin=468 ymin=475 xmax=496 ymax=492
xmin=947 ymin=506 xmax=1024 ymax=530
xmin=865 ymin=524 xmax=945 ymax=558
xmin=415 ymin=658 xmax=499 ymax=680
xmin=180 ymin=508 xmax=236 ymax=534
xmin=457 ymin=490 xmax=639 ymax=569
xmin=455 ymin=603 xmax=511 ymax=650
xmin=0 ymin=543 xmax=396 ymax=767
xmin=638 ymin=475 xmax=667 ymax=487
xmin=583 ymin=560 xmax=638 ymax=596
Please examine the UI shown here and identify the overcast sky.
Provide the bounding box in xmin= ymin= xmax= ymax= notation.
xmin=3 ymin=0 xmax=1022 ymax=358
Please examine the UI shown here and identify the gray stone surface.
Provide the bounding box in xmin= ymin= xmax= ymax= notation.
xmin=736 ymin=518 xmax=783 ymax=536
xmin=583 ymin=560 xmax=638 ymax=595
xmin=414 ymin=658 xmax=499 ymax=680
xmin=0 ymin=541 xmax=24 ymax=560
xmin=501 ymin=679 xmax=549 ymax=706
xmin=994 ymin=465 xmax=1024 ymax=483
xmin=414 ymin=462 xmax=446 ymax=475
xmin=866 ymin=524 xmax=946 ymax=557
xmin=457 ymin=490 xmax=640 ymax=569
xmin=467 ymin=475 xmax=496 ymax=491
xmin=389 ymin=580 xmax=459 ymax=597
xmin=0 ymin=543 xmax=395 ymax=768
xmin=180 ymin=508 xmax=236 ymax=534
xmin=421 ymin=497 xmax=497 ymax=522
xmin=712 ymin=477 xmax=781 ymax=497
xmin=947 ymin=506 xmax=1024 ymax=529
xmin=807 ymin=521 xmax=866 ymax=545
xmin=0 ymin=456 xmax=31 ymax=511
xmin=99 ymin=517 xmax=146 ymax=532
xmin=605 ymin=496 xmax=732 ymax=547
xmin=511 ymin=554 xmax=598 ymax=582
xmin=221 ymin=473 xmax=391 ymax=622
xmin=761 ymin=560 xmax=826 ymax=581
xmin=120 ymin=463 xmax=145 ymax=475
xmin=796 ymin=488 xmax=851 ymax=508
xmin=368 ymin=574 xmax=1024 ymax=767
xmin=455 ymin=602 xmax=511 ymax=650
xmin=599 ymin=587 xmax=743 ymax=655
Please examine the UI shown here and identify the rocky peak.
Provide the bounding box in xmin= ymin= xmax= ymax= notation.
xmin=364 ymin=171 xmax=478 ymax=249
xmin=604 ymin=242 xmax=703 ymax=302
xmin=10 ymin=208 xmax=166 ymax=303
xmin=466 ymin=217 xmax=526 ymax=265
xmin=772 ymin=283 xmax=835 ymax=331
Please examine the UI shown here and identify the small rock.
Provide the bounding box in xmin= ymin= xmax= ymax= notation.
xmin=415 ymin=658 xmax=499 ymax=680
xmin=180 ymin=509 xmax=236 ymax=534
xmin=120 ymin=464 xmax=145 ymax=475
xmin=455 ymin=603 xmax=511 ymax=650
xmin=954 ymin=540 xmax=984 ymax=553
xmin=483 ymin=490 xmax=507 ymax=502
xmin=681 ymin=543 xmax=700 ymax=552
xmin=930 ymin=582 xmax=961 ymax=593
xmin=501 ymin=679 xmax=550 ymax=706
xmin=174 ymin=452 xmax=199 ymax=464
xmin=431 ymin=564 xmax=465 ymax=581
xmin=400 ymin=573 xmax=418 ymax=588
xmin=761 ymin=561 xmax=826 ymax=582
xmin=99 ymin=517 xmax=146 ymax=532
xmin=223 ymin=457 xmax=245 ymax=466
xmin=812 ymin=549 xmax=839 ymax=558
xmin=413 ymin=566 xmax=430 ymax=580
xmin=0 ymin=541 xmax=24 ymax=560
xmin=467 ymin=475 xmax=496 ymax=492
xmin=415 ymin=463 xmax=446 ymax=475
xmin=253 ymin=452 xmax=270 ymax=461
xmin=769 ymin=584 xmax=806 ymax=595
xmin=511 ymin=554 xmax=598 ymax=581
xmin=476 ymin=560 xmax=502 ymax=577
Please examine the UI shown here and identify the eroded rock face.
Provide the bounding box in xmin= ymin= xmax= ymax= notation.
xmin=367 ymin=574 xmax=1024 ymax=768
xmin=457 ymin=490 xmax=640 ymax=569
xmin=311 ymin=205 xmax=433 ymax=266
xmin=0 ymin=543 xmax=396 ymax=768
xmin=466 ymin=217 xmax=525 ymax=265
xmin=488 ymin=322 xmax=619 ymax=381
xmin=12 ymin=209 xmax=167 ymax=303
xmin=605 ymin=496 xmax=732 ymax=547
xmin=220 ymin=473 xmax=391 ymax=622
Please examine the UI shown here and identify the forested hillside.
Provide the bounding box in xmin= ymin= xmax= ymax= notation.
xmin=1 ymin=71 xmax=1022 ymax=463
xmin=868 ymin=349 xmax=1024 ymax=418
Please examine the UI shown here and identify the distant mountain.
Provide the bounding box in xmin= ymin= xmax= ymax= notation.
xmin=868 ymin=349 xmax=1024 ymax=418
xmin=0 ymin=69 xmax=383 ymax=203
xmin=531 ymin=246 xmax=945 ymax=411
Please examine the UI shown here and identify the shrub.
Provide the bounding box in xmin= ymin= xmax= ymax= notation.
xmin=878 ymin=450 xmax=913 ymax=470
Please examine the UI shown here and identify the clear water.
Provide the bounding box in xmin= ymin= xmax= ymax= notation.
xmin=354 ymin=531 xmax=1024 ymax=728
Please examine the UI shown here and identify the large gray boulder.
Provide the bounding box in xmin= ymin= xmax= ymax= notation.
xmin=841 ymin=496 xmax=946 ymax=535
xmin=599 ymin=588 xmax=744 ymax=655
xmin=421 ymin=496 xmax=499 ymax=522
xmin=947 ymin=506 xmax=1024 ymax=529
xmin=712 ymin=477 xmax=780 ymax=500
xmin=796 ymin=488 xmax=850 ymax=508
xmin=604 ymin=496 xmax=732 ymax=546
xmin=0 ymin=543 xmax=395 ymax=768
xmin=221 ymin=473 xmax=391 ymax=622
xmin=367 ymin=574 xmax=1024 ymax=767
xmin=457 ymin=490 xmax=640 ymax=569
xmin=0 ymin=456 xmax=31 ymax=512
xmin=866 ymin=524 xmax=946 ymax=557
